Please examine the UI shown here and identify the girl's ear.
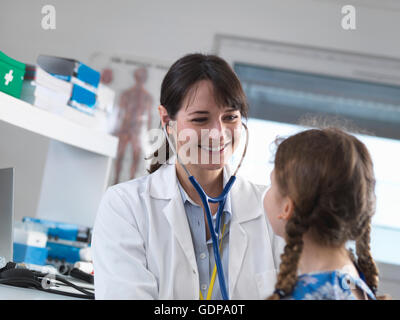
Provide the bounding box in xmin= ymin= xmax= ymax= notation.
xmin=278 ymin=197 xmax=294 ymax=221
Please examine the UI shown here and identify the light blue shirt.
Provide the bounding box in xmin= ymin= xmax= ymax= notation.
xmin=177 ymin=180 xmax=232 ymax=300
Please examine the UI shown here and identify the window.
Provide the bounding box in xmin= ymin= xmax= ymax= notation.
xmin=234 ymin=63 xmax=400 ymax=265
xmin=235 ymin=63 xmax=400 ymax=141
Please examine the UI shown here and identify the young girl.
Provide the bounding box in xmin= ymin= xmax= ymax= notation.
xmin=263 ymin=127 xmax=388 ymax=300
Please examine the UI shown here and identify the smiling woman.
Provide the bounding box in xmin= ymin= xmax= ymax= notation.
xmin=92 ymin=53 xmax=285 ymax=300
xmin=160 ymin=80 xmax=242 ymax=169
xmin=148 ymin=53 xmax=248 ymax=173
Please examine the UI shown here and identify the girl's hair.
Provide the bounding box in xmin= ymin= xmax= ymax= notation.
xmin=146 ymin=53 xmax=248 ymax=173
xmin=267 ymin=127 xmax=388 ymax=300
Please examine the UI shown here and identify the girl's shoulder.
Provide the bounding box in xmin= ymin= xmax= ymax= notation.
xmin=286 ymin=270 xmax=376 ymax=300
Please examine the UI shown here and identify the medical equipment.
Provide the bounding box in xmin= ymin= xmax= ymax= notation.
xmin=13 ymin=220 xmax=48 ymax=266
xmin=162 ymin=122 xmax=249 ymax=300
xmin=22 ymin=217 xmax=92 ymax=243
xmin=0 ymin=260 xmax=94 ymax=299
xmin=20 ymin=217 xmax=92 ymax=265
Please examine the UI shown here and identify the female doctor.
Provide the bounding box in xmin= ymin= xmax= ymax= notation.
xmin=92 ymin=53 xmax=285 ymax=300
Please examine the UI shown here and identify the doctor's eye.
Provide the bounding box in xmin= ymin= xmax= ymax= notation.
xmin=223 ymin=115 xmax=239 ymax=122
xmin=191 ymin=118 xmax=208 ymax=123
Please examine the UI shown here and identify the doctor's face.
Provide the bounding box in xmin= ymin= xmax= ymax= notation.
xmin=171 ymin=80 xmax=242 ymax=171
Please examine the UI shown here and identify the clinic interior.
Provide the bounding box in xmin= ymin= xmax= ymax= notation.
xmin=0 ymin=0 xmax=399 ymax=300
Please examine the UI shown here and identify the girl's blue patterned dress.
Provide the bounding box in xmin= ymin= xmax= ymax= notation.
xmin=285 ymin=269 xmax=376 ymax=300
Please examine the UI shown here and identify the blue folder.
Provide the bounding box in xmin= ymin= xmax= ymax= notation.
xmin=37 ymin=55 xmax=100 ymax=89
xmin=70 ymin=84 xmax=96 ymax=107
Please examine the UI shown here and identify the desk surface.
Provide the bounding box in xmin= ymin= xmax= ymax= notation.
xmin=0 ymin=277 xmax=94 ymax=300
xmin=0 ymin=284 xmax=79 ymax=300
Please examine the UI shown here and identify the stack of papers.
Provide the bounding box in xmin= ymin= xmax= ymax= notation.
xmin=34 ymin=66 xmax=72 ymax=115
xmin=37 ymin=55 xmax=100 ymax=115
xmin=19 ymin=55 xmax=115 ymax=132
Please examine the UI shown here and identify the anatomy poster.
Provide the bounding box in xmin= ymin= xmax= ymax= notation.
xmin=90 ymin=53 xmax=169 ymax=185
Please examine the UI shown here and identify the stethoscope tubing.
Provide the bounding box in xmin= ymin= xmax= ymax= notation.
xmin=189 ymin=175 xmax=235 ymax=300
xmin=162 ymin=122 xmax=249 ymax=300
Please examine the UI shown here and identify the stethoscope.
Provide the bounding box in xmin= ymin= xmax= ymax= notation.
xmin=162 ymin=121 xmax=249 ymax=300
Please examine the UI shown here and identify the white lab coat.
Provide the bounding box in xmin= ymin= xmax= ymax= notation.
xmin=92 ymin=158 xmax=285 ymax=299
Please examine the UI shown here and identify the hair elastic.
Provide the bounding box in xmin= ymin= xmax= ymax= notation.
xmin=274 ymin=288 xmax=286 ymax=299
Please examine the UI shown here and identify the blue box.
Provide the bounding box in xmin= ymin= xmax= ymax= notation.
xmin=13 ymin=243 xmax=48 ymax=266
xmin=47 ymin=241 xmax=81 ymax=264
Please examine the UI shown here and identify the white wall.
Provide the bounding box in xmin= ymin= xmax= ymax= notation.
xmin=1 ymin=0 xmax=400 ymax=67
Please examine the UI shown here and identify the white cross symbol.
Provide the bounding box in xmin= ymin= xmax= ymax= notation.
xmin=4 ymin=70 xmax=14 ymax=86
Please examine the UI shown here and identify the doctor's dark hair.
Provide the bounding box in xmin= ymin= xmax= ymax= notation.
xmin=147 ymin=53 xmax=248 ymax=173
xmin=266 ymin=128 xmax=388 ymax=300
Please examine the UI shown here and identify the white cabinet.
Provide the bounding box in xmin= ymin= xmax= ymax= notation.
xmin=0 ymin=91 xmax=118 ymax=227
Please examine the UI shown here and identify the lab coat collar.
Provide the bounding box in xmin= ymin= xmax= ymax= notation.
xmin=148 ymin=156 xmax=262 ymax=223
xmin=149 ymin=155 xmax=231 ymax=199
xmin=148 ymin=156 xmax=178 ymax=200
xmin=176 ymin=165 xmax=233 ymax=225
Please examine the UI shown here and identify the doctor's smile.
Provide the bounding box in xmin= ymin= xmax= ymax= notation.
xmin=199 ymin=141 xmax=230 ymax=157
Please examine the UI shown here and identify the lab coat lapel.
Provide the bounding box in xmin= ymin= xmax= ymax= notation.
xmin=162 ymin=192 xmax=198 ymax=275
xmin=228 ymin=212 xmax=248 ymax=298
xmin=228 ymin=176 xmax=262 ymax=297
xmin=228 ymin=177 xmax=248 ymax=298
xmin=149 ymin=159 xmax=198 ymax=275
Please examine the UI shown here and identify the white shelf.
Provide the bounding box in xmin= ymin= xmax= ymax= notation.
xmin=0 ymin=91 xmax=118 ymax=158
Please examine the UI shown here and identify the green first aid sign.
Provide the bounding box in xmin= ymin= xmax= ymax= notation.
xmin=0 ymin=51 xmax=26 ymax=98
